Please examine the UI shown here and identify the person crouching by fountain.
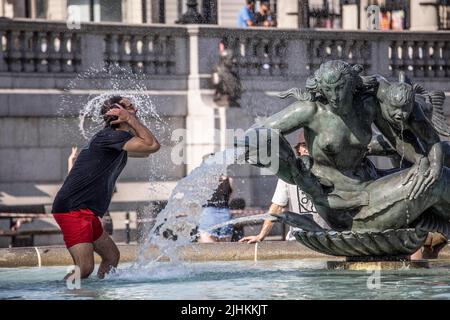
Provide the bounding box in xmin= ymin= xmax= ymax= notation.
xmin=198 ymin=154 xmax=234 ymax=242
xmin=52 ymin=96 xmax=160 ymax=280
xmin=240 ymin=131 xmax=329 ymax=243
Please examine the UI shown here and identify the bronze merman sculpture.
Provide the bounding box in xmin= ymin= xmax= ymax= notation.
xmin=240 ymin=60 xmax=450 ymax=257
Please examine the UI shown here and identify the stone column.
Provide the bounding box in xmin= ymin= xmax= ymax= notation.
xmin=46 ymin=0 xmax=67 ymax=20
xmin=123 ymin=0 xmax=143 ymax=23
xmin=277 ymin=0 xmax=299 ymax=28
xmin=2 ymin=0 xmax=14 ymax=18
xmin=10 ymin=0 xmax=26 ymax=17
xmin=185 ymin=26 xmax=221 ymax=172
xmin=342 ymin=2 xmax=359 ymax=30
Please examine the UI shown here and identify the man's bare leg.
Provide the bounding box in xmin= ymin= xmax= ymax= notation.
xmin=93 ymin=231 xmax=120 ymax=279
xmin=65 ymin=243 xmax=95 ymax=279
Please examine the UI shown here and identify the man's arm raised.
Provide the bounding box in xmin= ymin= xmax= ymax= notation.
xmin=106 ymin=105 xmax=160 ymax=157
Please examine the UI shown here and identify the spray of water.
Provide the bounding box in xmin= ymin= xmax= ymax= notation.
xmin=60 ymin=66 xmax=168 ymax=141
xmin=134 ymin=148 xmax=246 ymax=268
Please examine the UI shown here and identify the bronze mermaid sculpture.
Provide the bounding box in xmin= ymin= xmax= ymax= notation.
xmin=240 ymin=60 xmax=450 ymax=256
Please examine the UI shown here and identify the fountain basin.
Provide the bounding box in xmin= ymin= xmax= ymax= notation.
xmin=293 ymin=228 xmax=428 ymax=257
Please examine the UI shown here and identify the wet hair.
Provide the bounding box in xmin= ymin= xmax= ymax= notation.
xmin=100 ymin=95 xmax=124 ymax=128
xmin=278 ymin=60 xmax=365 ymax=102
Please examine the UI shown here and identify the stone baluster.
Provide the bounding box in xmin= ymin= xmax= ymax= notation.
xmin=424 ymin=41 xmax=435 ymax=78
xmin=153 ymin=35 xmax=165 ymax=74
xmin=335 ymin=40 xmax=344 ymax=60
xmin=129 ymin=35 xmax=139 ymax=74
xmin=72 ymin=34 xmax=82 ymax=72
xmin=329 ymin=40 xmax=338 ymax=60
xmin=143 ymin=35 xmax=155 ymax=74
xmin=229 ymin=36 xmax=242 ymax=76
xmin=0 ymin=30 xmax=7 ymax=72
xmin=390 ymin=41 xmax=402 ymax=77
xmin=356 ymin=40 xmax=365 ymax=66
xmin=400 ymin=40 xmax=409 ymax=76
xmin=310 ymin=39 xmax=323 ymax=72
xmin=8 ymin=31 xmax=22 ymax=72
xmin=248 ymin=37 xmax=260 ymax=77
xmin=106 ymin=34 xmax=119 ymax=70
xmin=159 ymin=36 xmax=169 ymax=75
xmin=153 ymin=35 xmax=163 ymax=75
xmin=445 ymin=42 xmax=450 ymax=77
xmin=60 ymin=32 xmax=73 ymax=73
xmin=36 ymin=31 xmax=49 ymax=73
xmin=48 ymin=32 xmax=61 ymax=73
xmin=346 ymin=40 xmax=356 ymax=64
xmin=239 ymin=37 xmax=250 ymax=76
xmin=403 ymin=41 xmax=414 ymax=77
xmin=22 ymin=31 xmax=35 ymax=72
xmin=435 ymin=41 xmax=446 ymax=78
xmin=166 ymin=36 xmax=176 ymax=75
xmin=414 ymin=41 xmax=425 ymax=78
xmin=362 ymin=41 xmax=371 ymax=70
xmin=119 ymin=34 xmax=132 ymax=72
xmin=261 ymin=38 xmax=274 ymax=76
xmin=272 ymin=38 xmax=283 ymax=76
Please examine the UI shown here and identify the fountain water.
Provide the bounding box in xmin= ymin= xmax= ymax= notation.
xmin=134 ymin=147 xmax=246 ymax=266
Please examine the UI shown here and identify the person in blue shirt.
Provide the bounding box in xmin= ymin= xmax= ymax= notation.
xmin=237 ymin=0 xmax=256 ymax=28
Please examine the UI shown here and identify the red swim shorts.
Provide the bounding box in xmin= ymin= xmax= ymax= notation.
xmin=53 ymin=208 xmax=104 ymax=248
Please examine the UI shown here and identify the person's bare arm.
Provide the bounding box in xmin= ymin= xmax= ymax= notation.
xmin=106 ymin=105 xmax=160 ymax=156
xmin=239 ymin=203 xmax=283 ymax=243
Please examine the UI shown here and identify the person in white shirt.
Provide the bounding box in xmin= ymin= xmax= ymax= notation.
xmin=240 ymin=132 xmax=329 ymax=243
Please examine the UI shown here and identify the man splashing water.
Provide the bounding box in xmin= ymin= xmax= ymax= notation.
xmin=52 ymin=96 xmax=160 ymax=279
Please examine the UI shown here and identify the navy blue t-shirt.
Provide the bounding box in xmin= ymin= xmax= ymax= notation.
xmin=52 ymin=127 xmax=133 ymax=217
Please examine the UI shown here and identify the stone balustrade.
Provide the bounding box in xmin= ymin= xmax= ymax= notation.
xmin=0 ymin=19 xmax=448 ymax=82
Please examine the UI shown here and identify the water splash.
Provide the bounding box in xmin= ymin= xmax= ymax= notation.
xmin=60 ymin=66 xmax=168 ymax=140
xmin=135 ymin=148 xmax=245 ymax=267
xmin=200 ymin=213 xmax=276 ymax=233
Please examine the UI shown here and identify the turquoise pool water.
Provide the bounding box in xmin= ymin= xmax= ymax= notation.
xmin=1 ymin=259 xmax=450 ymax=300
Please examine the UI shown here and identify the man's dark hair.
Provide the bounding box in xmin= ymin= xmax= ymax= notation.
xmin=100 ymin=95 xmax=124 ymax=128
xmin=246 ymin=0 xmax=255 ymax=5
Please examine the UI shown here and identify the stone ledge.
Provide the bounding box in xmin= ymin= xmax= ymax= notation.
xmin=1 ymin=242 xmax=450 ymax=268
xmin=0 ymin=242 xmax=334 ymax=267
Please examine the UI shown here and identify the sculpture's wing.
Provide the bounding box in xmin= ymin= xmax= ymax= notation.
xmin=412 ymin=83 xmax=450 ymax=137
xmin=413 ymin=83 xmax=427 ymax=95
xmin=428 ymin=90 xmax=450 ymax=137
